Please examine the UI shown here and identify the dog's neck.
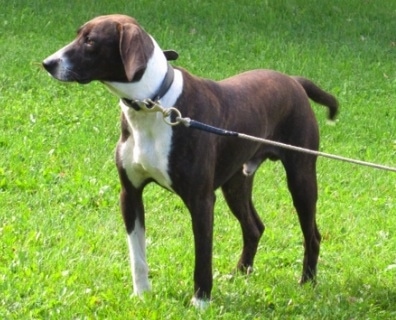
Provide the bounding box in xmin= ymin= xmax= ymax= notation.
xmin=122 ymin=63 xmax=174 ymax=111
xmin=103 ymin=37 xmax=171 ymax=103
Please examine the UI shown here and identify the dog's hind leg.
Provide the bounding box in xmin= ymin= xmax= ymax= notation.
xmin=221 ymin=170 xmax=265 ymax=273
xmin=283 ymin=154 xmax=321 ymax=284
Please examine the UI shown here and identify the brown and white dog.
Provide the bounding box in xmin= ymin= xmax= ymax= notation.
xmin=43 ymin=14 xmax=338 ymax=308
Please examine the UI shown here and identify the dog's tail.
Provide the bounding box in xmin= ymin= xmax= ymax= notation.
xmin=293 ymin=77 xmax=339 ymax=120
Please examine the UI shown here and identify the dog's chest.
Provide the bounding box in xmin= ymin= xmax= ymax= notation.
xmin=118 ymin=108 xmax=173 ymax=190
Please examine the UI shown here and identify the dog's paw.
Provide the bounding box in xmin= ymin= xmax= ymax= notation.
xmin=236 ymin=263 xmax=254 ymax=275
xmin=133 ymin=281 xmax=151 ymax=297
xmin=191 ymin=296 xmax=211 ymax=310
xmin=246 ymin=265 xmax=254 ymax=275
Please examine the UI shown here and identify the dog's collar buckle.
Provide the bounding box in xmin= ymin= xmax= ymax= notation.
xmin=123 ymin=99 xmax=158 ymax=112
xmin=122 ymin=62 xmax=175 ymax=111
xmin=121 ymin=98 xmax=143 ymax=110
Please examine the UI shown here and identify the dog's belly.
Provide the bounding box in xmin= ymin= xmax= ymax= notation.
xmin=118 ymin=109 xmax=174 ymax=190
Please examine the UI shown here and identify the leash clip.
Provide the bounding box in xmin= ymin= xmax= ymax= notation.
xmin=138 ymin=99 xmax=184 ymax=126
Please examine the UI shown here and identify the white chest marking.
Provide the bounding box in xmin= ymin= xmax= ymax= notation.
xmin=118 ymin=72 xmax=183 ymax=190
xmin=119 ymin=107 xmax=173 ymax=189
xmin=106 ymin=39 xmax=184 ymax=189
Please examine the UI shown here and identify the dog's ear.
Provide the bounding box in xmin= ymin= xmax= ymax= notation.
xmin=118 ymin=23 xmax=154 ymax=82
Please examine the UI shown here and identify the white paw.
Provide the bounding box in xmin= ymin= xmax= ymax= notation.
xmin=246 ymin=265 xmax=254 ymax=275
xmin=133 ymin=280 xmax=151 ymax=297
xmin=191 ymin=296 xmax=210 ymax=310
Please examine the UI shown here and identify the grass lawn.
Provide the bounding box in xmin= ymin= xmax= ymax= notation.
xmin=1 ymin=0 xmax=396 ymax=319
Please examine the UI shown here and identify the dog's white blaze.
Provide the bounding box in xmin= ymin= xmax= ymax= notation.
xmin=127 ymin=219 xmax=151 ymax=295
xmin=43 ymin=43 xmax=74 ymax=81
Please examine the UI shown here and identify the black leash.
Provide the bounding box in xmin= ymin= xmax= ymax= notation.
xmin=187 ymin=119 xmax=239 ymax=137
xmin=132 ymin=99 xmax=396 ymax=173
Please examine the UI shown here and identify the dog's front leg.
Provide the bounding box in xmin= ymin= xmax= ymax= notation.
xmin=186 ymin=192 xmax=216 ymax=309
xmin=120 ymin=184 xmax=151 ymax=295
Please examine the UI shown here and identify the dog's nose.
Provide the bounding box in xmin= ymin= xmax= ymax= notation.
xmin=42 ymin=57 xmax=59 ymax=73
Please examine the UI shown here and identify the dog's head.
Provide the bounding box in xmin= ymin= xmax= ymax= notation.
xmin=42 ymin=14 xmax=154 ymax=84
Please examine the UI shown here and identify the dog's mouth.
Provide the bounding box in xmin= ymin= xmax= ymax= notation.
xmin=75 ymin=78 xmax=92 ymax=84
xmin=43 ymin=65 xmax=92 ymax=84
xmin=64 ymin=68 xmax=92 ymax=84
xmin=49 ymin=74 xmax=92 ymax=84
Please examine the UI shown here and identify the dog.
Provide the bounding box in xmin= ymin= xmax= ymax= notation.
xmin=42 ymin=14 xmax=338 ymax=308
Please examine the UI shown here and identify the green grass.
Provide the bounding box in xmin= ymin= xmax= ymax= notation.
xmin=1 ymin=0 xmax=396 ymax=318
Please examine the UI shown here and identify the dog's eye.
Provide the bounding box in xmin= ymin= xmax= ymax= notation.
xmin=85 ymin=36 xmax=95 ymax=46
